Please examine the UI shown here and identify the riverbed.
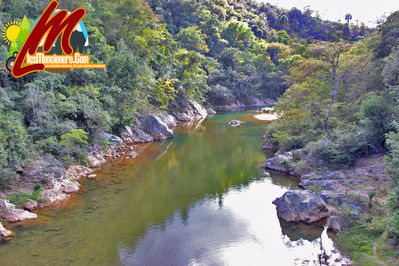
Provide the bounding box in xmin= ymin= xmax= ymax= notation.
xmin=0 ymin=110 xmax=347 ymax=265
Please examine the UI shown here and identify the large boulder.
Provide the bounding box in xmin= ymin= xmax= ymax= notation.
xmin=207 ymin=85 xmax=236 ymax=106
xmin=173 ymin=100 xmax=208 ymax=122
xmin=327 ymin=215 xmax=347 ymax=233
xmin=143 ymin=115 xmax=174 ymax=141
xmin=121 ymin=126 xmax=153 ymax=144
xmin=272 ymin=190 xmax=331 ymax=224
xmin=159 ymin=114 xmax=177 ymax=128
xmin=97 ymin=129 xmax=123 ymax=146
xmin=0 ymin=200 xmax=37 ymax=222
xmin=264 ymin=152 xmax=293 ymax=172
xmin=0 ymin=222 xmax=13 ymax=238
xmin=23 ymin=157 xmax=66 ymax=189
xmin=23 ymin=199 xmax=38 ymax=211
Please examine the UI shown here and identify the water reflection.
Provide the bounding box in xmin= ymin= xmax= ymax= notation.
xmin=118 ymin=179 xmax=348 ymax=266
xmin=0 ymin=111 xmax=348 ymax=265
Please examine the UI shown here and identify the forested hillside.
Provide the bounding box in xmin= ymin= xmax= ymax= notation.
xmin=0 ymin=0 xmax=370 ymax=189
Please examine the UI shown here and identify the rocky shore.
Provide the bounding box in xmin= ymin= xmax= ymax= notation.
xmin=263 ymin=141 xmax=389 ymax=233
xmin=0 ymin=100 xmax=211 ymax=239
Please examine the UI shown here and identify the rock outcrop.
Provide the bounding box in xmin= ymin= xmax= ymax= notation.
xmin=159 ymin=114 xmax=177 ymax=128
xmin=264 ymin=152 xmax=293 ymax=173
xmin=0 ymin=200 xmax=37 ymax=222
xmin=97 ymin=129 xmax=123 ymax=146
xmin=262 ymin=135 xmax=278 ymax=150
xmin=207 ymin=85 xmax=236 ymax=107
xmin=173 ymin=100 xmax=208 ymax=122
xmin=143 ymin=115 xmax=174 ymax=141
xmin=23 ymin=157 xmax=66 ymax=188
xmin=327 ymin=215 xmax=347 ymax=233
xmin=121 ymin=126 xmax=154 ymax=144
xmin=272 ymin=190 xmax=331 ymax=224
xmin=0 ymin=222 xmax=13 ymax=238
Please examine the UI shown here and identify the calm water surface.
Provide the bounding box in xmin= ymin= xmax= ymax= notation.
xmin=0 ymin=111 xmax=348 ymax=265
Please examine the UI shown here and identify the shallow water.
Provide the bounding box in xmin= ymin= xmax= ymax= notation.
xmin=0 ymin=111 xmax=347 ymax=265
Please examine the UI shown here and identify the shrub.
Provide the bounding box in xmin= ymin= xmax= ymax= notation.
xmin=306 ymin=126 xmax=370 ymax=166
xmin=8 ymin=183 xmax=44 ymax=208
xmin=8 ymin=191 xmax=31 ymax=208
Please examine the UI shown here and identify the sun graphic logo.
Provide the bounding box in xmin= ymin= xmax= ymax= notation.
xmin=2 ymin=20 xmax=21 ymax=45
xmin=2 ymin=16 xmax=30 ymax=72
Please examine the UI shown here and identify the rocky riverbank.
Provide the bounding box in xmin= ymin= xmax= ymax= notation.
xmin=263 ymin=144 xmax=389 ymax=233
xmin=0 ymin=100 xmax=211 ymax=239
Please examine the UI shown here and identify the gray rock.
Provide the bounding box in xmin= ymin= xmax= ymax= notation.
xmin=97 ymin=129 xmax=123 ymax=145
xmin=159 ymin=114 xmax=177 ymax=128
xmin=327 ymin=216 xmax=347 ymax=233
xmin=143 ymin=115 xmax=174 ymax=141
xmin=272 ymin=190 xmax=331 ymax=224
xmin=0 ymin=222 xmax=13 ymax=238
xmin=121 ymin=125 xmax=154 ymax=144
xmin=207 ymin=108 xmax=216 ymax=115
xmin=87 ymin=153 xmax=107 ymax=168
xmin=62 ymin=181 xmax=80 ymax=194
xmin=264 ymin=152 xmax=293 ymax=172
xmin=23 ymin=199 xmax=38 ymax=211
xmin=229 ymin=120 xmax=241 ymax=127
xmin=0 ymin=200 xmax=37 ymax=222
xmin=23 ymin=157 xmax=66 ymax=188
xmin=173 ymin=100 xmax=208 ymax=122
xmin=207 ymin=85 xmax=236 ymax=106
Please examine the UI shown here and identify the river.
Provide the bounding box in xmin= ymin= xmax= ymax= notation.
xmin=0 ymin=110 xmax=347 ymax=265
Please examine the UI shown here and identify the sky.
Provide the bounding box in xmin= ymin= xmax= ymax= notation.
xmin=258 ymin=0 xmax=399 ymax=27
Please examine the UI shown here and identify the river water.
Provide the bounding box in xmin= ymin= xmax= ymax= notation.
xmin=0 ymin=110 xmax=348 ymax=265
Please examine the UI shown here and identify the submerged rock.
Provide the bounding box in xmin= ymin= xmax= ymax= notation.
xmin=0 ymin=222 xmax=13 ymax=238
xmin=0 ymin=200 xmax=37 ymax=222
xmin=229 ymin=120 xmax=241 ymax=127
xmin=272 ymin=190 xmax=331 ymax=224
xmin=143 ymin=115 xmax=174 ymax=141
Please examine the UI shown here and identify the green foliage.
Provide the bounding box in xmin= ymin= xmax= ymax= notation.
xmin=306 ymin=126 xmax=370 ymax=166
xmin=60 ymin=129 xmax=89 ymax=148
xmin=8 ymin=191 xmax=31 ymax=208
xmin=385 ymin=127 xmax=399 ymax=239
xmin=7 ymin=184 xmax=43 ymax=208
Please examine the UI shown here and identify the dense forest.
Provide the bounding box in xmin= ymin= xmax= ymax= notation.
xmin=1 ymin=0 xmax=399 ymax=262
